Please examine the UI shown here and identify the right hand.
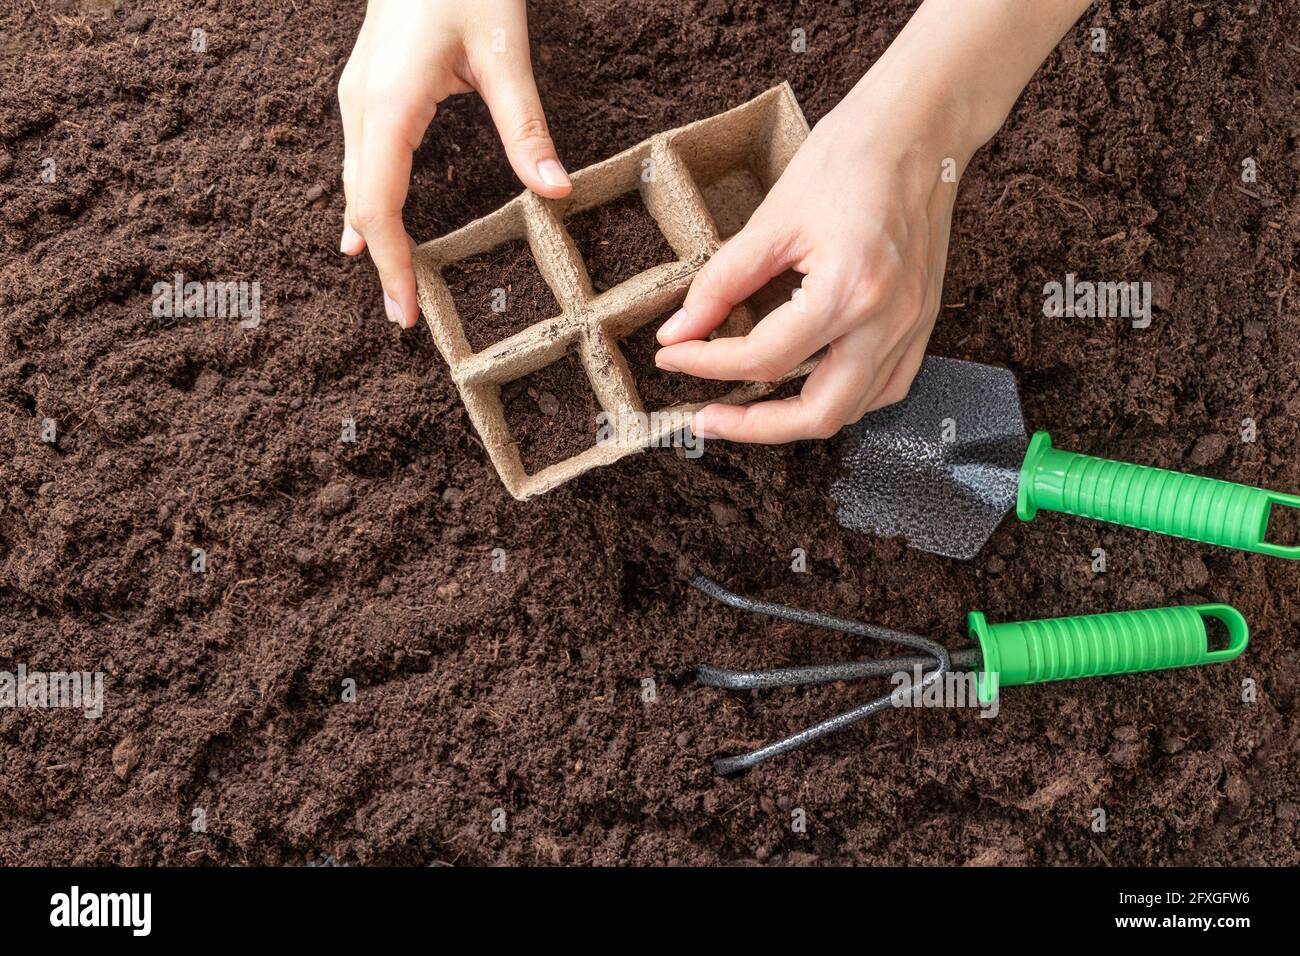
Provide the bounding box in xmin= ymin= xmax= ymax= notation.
xmin=337 ymin=0 xmax=571 ymax=329
xmin=653 ymin=82 xmax=960 ymax=443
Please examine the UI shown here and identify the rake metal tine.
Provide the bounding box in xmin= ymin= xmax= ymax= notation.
xmin=698 ymin=647 xmax=983 ymax=691
xmin=690 ymin=575 xmax=940 ymax=655
xmin=689 ymin=576 xmax=959 ymax=774
xmin=711 ymin=695 xmax=909 ymax=775
xmin=698 ymin=656 xmax=938 ymax=690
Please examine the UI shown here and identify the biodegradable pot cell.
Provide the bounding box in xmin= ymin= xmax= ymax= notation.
xmin=413 ymin=83 xmax=813 ymax=499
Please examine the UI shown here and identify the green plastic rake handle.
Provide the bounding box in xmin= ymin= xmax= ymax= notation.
xmin=968 ymin=603 xmax=1248 ymax=705
xmin=1017 ymin=431 xmax=1300 ymax=558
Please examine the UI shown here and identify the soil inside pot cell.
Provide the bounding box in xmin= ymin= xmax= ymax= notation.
xmin=501 ymin=351 xmax=601 ymax=474
xmin=701 ymin=166 xmax=766 ymax=239
xmin=566 ymin=191 xmax=677 ymax=292
xmin=442 ymin=239 xmax=561 ymax=352
xmin=746 ymin=269 xmax=805 ymax=321
xmin=620 ymin=314 xmax=739 ymax=410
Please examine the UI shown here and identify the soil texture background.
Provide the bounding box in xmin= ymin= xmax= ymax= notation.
xmin=1 ymin=0 xmax=1299 ymax=865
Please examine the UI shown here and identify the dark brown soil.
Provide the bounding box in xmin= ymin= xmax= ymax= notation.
xmin=442 ymin=239 xmax=560 ymax=352
xmin=748 ymin=270 xmax=806 ymax=322
xmin=620 ymin=314 xmax=739 ymax=409
xmin=1 ymin=1 xmax=1298 ymax=867
xmin=567 ymin=191 xmax=677 ymax=291
xmin=1266 ymin=502 xmax=1299 ymax=547
xmin=502 ymin=352 xmax=599 ymax=474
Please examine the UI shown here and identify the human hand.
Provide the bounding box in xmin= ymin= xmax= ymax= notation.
xmin=654 ymin=0 xmax=1091 ymax=442
xmin=653 ymin=87 xmax=959 ymax=443
xmin=337 ymin=0 xmax=570 ymax=329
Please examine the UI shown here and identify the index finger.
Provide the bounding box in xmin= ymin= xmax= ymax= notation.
xmin=352 ymin=109 xmax=425 ymax=328
xmin=660 ymin=221 xmax=793 ymax=345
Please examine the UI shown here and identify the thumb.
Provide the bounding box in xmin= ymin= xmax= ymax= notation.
xmin=476 ymin=44 xmax=571 ymax=198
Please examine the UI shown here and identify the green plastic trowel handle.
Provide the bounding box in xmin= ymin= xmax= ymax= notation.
xmin=1018 ymin=431 xmax=1300 ymax=558
xmin=967 ymin=604 xmax=1248 ymax=705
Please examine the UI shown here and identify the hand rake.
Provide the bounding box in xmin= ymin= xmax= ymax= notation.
xmin=692 ymin=576 xmax=1248 ymax=774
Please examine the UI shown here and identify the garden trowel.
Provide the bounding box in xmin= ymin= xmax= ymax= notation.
xmin=831 ymin=356 xmax=1300 ymax=560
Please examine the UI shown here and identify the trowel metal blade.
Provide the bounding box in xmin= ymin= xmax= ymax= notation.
xmin=831 ymin=356 xmax=1029 ymax=559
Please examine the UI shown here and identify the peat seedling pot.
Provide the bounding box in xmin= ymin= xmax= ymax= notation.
xmin=413 ymin=84 xmax=816 ymax=499
xmin=692 ymin=577 xmax=1249 ymax=774
xmin=833 ymin=356 xmax=1300 ymax=560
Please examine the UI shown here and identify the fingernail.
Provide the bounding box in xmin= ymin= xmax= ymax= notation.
xmin=658 ymin=307 xmax=689 ymax=341
xmin=537 ymin=158 xmax=571 ymax=189
xmin=383 ymin=291 xmax=405 ymax=327
xmin=654 ymin=349 xmax=680 ymax=372
xmin=693 ymin=428 xmax=718 ymax=440
xmin=340 ymin=224 xmax=361 ymax=253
